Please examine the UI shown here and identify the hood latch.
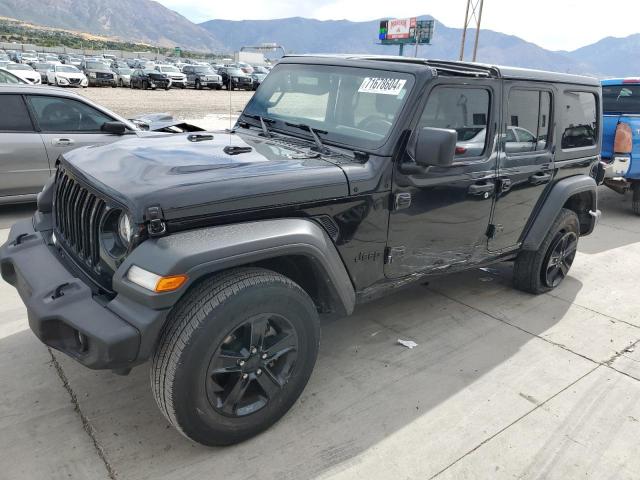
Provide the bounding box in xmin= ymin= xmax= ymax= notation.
xmin=146 ymin=206 xmax=167 ymax=237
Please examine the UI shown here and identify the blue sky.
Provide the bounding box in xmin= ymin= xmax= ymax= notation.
xmin=155 ymin=0 xmax=640 ymax=52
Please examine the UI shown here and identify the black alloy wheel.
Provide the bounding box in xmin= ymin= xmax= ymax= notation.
xmin=206 ymin=313 xmax=298 ymax=417
xmin=543 ymin=231 xmax=578 ymax=288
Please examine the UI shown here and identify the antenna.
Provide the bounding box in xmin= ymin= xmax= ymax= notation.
xmin=459 ymin=0 xmax=485 ymax=62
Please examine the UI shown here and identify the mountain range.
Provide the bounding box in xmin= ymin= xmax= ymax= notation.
xmin=2 ymin=0 xmax=639 ymax=77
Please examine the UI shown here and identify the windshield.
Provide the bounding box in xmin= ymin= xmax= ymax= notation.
xmin=193 ymin=66 xmax=214 ymax=74
xmin=244 ymin=64 xmax=414 ymax=149
xmin=603 ymin=85 xmax=640 ymax=114
xmin=35 ymin=63 xmax=51 ymax=70
xmin=118 ymin=68 xmax=133 ymax=74
xmin=144 ymin=69 xmax=159 ymax=74
xmin=160 ymin=66 xmax=179 ymax=72
xmin=253 ymin=66 xmax=269 ymax=74
xmin=86 ymin=62 xmax=107 ymax=69
xmin=7 ymin=64 xmax=32 ymax=71
xmin=0 ymin=69 xmax=24 ymax=84
xmin=227 ymin=68 xmax=245 ymax=75
xmin=57 ymin=65 xmax=79 ymax=73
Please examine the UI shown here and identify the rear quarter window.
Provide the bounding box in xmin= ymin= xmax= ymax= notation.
xmin=561 ymin=91 xmax=598 ymax=150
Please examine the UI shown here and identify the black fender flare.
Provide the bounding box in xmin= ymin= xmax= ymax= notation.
xmin=521 ymin=175 xmax=597 ymax=251
xmin=112 ymin=218 xmax=356 ymax=317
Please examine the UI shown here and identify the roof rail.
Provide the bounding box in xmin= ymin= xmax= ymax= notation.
xmin=424 ymin=60 xmax=500 ymax=78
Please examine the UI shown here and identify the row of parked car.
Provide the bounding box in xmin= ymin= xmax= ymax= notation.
xmin=0 ymin=49 xmax=272 ymax=91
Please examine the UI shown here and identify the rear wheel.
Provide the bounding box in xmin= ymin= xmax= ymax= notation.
xmin=151 ymin=268 xmax=320 ymax=446
xmin=632 ymin=183 xmax=640 ymax=216
xmin=196 ymin=79 xmax=202 ymax=90
xmin=513 ymin=208 xmax=579 ymax=294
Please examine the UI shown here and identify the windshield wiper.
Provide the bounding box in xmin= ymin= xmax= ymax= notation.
xmin=285 ymin=122 xmax=329 ymax=153
xmin=243 ymin=114 xmax=275 ymax=137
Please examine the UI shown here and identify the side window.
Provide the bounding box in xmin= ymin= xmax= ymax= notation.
xmin=561 ymin=91 xmax=597 ymax=150
xmin=419 ymin=87 xmax=491 ymax=158
xmin=28 ymin=95 xmax=115 ymax=132
xmin=506 ymin=89 xmax=551 ymax=153
xmin=0 ymin=95 xmax=33 ymax=131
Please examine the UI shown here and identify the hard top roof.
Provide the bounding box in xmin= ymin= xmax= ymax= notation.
xmin=280 ymin=54 xmax=600 ymax=87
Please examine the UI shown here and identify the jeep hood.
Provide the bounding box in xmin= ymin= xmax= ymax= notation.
xmin=61 ymin=131 xmax=349 ymax=221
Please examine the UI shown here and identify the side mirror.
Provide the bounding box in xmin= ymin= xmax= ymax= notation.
xmin=101 ymin=121 xmax=127 ymax=135
xmin=414 ymin=127 xmax=457 ymax=167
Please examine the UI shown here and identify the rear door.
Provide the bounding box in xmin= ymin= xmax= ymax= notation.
xmin=26 ymin=94 xmax=126 ymax=162
xmin=489 ymin=83 xmax=554 ymax=251
xmin=0 ymin=94 xmax=51 ymax=197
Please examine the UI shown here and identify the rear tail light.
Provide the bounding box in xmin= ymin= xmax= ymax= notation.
xmin=455 ymin=146 xmax=467 ymax=155
xmin=614 ymin=122 xmax=633 ymax=154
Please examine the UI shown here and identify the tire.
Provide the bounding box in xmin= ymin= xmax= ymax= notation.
xmin=118 ymin=79 xmax=123 ymax=87
xmin=195 ymin=79 xmax=202 ymax=90
xmin=142 ymin=80 xmax=148 ymax=90
xmin=215 ymin=84 xmax=222 ymax=90
xmin=151 ymin=267 xmax=320 ymax=446
xmin=632 ymin=183 xmax=640 ymax=216
xmin=513 ymin=208 xmax=580 ymax=294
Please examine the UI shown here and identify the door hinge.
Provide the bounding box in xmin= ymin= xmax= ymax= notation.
xmin=384 ymin=246 xmax=406 ymax=264
xmin=486 ymin=224 xmax=503 ymax=239
xmin=146 ymin=206 xmax=167 ymax=237
xmin=393 ymin=192 xmax=412 ymax=211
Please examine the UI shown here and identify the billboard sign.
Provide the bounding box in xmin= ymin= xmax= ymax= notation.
xmin=386 ymin=18 xmax=416 ymax=40
xmin=379 ymin=18 xmax=434 ymax=45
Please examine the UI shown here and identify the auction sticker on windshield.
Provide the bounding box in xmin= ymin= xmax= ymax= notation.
xmin=358 ymin=77 xmax=407 ymax=96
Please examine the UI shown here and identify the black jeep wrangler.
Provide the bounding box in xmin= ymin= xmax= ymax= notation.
xmin=0 ymin=56 xmax=602 ymax=446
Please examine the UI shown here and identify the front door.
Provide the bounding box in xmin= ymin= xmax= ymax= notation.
xmin=385 ymin=80 xmax=500 ymax=278
xmin=26 ymin=94 xmax=124 ymax=163
xmin=489 ymin=83 xmax=555 ymax=251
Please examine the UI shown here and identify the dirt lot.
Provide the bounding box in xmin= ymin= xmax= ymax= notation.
xmin=78 ymin=86 xmax=254 ymax=129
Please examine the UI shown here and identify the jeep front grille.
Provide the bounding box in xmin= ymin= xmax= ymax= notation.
xmin=53 ymin=168 xmax=106 ymax=268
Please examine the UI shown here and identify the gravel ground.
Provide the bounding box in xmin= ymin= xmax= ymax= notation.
xmin=78 ymin=86 xmax=254 ymax=129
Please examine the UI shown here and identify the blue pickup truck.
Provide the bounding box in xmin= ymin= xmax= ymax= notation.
xmin=602 ymin=79 xmax=640 ymax=214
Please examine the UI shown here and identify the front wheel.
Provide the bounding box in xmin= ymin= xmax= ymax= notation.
xmin=151 ymin=268 xmax=320 ymax=446
xmin=632 ymin=183 xmax=640 ymax=216
xmin=513 ymin=208 xmax=579 ymax=294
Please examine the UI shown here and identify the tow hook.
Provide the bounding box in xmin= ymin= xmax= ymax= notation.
xmin=52 ymin=283 xmax=70 ymax=300
xmin=12 ymin=233 xmax=31 ymax=246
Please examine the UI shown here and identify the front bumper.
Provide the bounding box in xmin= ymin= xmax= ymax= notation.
xmin=0 ymin=218 xmax=168 ymax=370
xmin=89 ymin=77 xmax=116 ymax=86
xmin=200 ymin=79 xmax=222 ymax=88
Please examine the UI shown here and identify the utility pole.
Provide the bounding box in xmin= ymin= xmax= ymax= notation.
xmin=459 ymin=0 xmax=485 ymax=62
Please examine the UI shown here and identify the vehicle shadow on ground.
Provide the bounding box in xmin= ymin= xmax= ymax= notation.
xmin=40 ymin=265 xmax=590 ymax=480
xmin=580 ymin=186 xmax=640 ymax=255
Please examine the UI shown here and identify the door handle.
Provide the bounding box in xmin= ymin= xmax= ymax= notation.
xmin=529 ymin=172 xmax=552 ymax=185
xmin=52 ymin=138 xmax=75 ymax=146
xmin=468 ymin=182 xmax=495 ymax=197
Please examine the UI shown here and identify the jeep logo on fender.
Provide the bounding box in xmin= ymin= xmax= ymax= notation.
xmin=355 ymin=251 xmax=382 ymax=263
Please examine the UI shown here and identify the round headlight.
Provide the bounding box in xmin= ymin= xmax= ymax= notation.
xmin=118 ymin=211 xmax=133 ymax=245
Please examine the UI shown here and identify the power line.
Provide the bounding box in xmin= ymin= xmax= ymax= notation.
xmin=459 ymin=0 xmax=485 ymax=62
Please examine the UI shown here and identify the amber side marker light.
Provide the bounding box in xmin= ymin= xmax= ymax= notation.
xmin=127 ymin=265 xmax=188 ymax=293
